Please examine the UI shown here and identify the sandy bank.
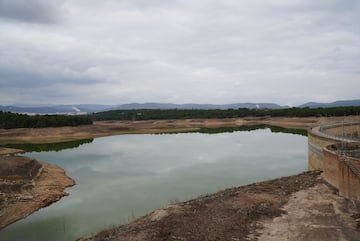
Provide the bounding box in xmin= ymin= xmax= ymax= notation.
xmin=1 ymin=116 xmax=359 ymax=144
xmin=78 ymin=171 xmax=359 ymax=241
xmin=0 ymin=156 xmax=75 ymax=229
xmin=0 ymin=148 xmax=23 ymax=155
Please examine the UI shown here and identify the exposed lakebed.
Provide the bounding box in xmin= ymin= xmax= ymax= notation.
xmin=0 ymin=128 xmax=307 ymax=241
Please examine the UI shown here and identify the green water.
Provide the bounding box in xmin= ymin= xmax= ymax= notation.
xmin=0 ymin=129 xmax=307 ymax=241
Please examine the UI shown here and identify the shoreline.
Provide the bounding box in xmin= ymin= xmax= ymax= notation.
xmin=78 ymin=171 xmax=359 ymax=241
xmin=1 ymin=116 xmax=359 ymax=145
xmin=0 ymin=156 xmax=75 ymax=230
xmin=0 ymin=148 xmax=24 ymax=155
xmin=1 ymin=116 xmax=359 ymax=240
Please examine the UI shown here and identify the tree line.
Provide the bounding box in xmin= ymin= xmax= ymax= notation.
xmin=91 ymin=106 xmax=360 ymax=121
xmin=0 ymin=111 xmax=93 ymax=129
xmin=2 ymin=106 xmax=359 ymax=129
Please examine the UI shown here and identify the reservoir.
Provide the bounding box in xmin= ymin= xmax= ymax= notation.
xmin=0 ymin=128 xmax=307 ymax=241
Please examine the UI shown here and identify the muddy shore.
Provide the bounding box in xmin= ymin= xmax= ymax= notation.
xmin=0 ymin=147 xmax=23 ymax=155
xmin=0 ymin=156 xmax=75 ymax=229
xmin=78 ymin=171 xmax=359 ymax=241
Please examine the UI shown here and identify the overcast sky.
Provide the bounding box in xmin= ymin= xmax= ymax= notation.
xmin=0 ymin=0 xmax=359 ymax=106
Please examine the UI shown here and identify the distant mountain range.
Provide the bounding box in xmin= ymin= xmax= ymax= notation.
xmin=299 ymin=99 xmax=360 ymax=108
xmin=113 ymin=102 xmax=284 ymax=110
xmin=1 ymin=99 xmax=359 ymax=114
xmin=0 ymin=104 xmax=111 ymax=114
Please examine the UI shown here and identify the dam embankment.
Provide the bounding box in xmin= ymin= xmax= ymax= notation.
xmin=308 ymin=121 xmax=360 ymax=201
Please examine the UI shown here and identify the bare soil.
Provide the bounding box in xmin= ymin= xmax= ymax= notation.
xmin=77 ymin=172 xmax=360 ymax=241
xmin=1 ymin=116 xmax=359 ymax=239
xmin=258 ymin=182 xmax=360 ymax=241
xmin=0 ymin=156 xmax=75 ymax=229
xmin=0 ymin=148 xmax=23 ymax=155
xmin=0 ymin=116 xmax=359 ymax=144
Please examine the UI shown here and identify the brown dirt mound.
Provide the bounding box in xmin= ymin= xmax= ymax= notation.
xmin=0 ymin=156 xmax=75 ymax=229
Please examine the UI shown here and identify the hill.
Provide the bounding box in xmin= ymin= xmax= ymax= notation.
xmin=112 ymin=102 xmax=285 ymax=110
xmin=0 ymin=102 xmax=284 ymax=114
xmin=1 ymin=99 xmax=359 ymax=115
xmin=0 ymin=104 xmax=112 ymax=114
xmin=299 ymin=99 xmax=360 ymax=108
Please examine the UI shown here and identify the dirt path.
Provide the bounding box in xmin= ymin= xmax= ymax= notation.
xmin=0 ymin=156 xmax=75 ymax=229
xmin=77 ymin=171 xmax=360 ymax=241
xmin=258 ymin=183 xmax=359 ymax=241
xmin=1 ymin=116 xmax=359 ymax=144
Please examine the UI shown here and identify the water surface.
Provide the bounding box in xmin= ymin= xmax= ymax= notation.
xmin=0 ymin=129 xmax=307 ymax=241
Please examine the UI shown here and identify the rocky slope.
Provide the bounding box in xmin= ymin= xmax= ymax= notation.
xmin=0 ymin=156 xmax=75 ymax=229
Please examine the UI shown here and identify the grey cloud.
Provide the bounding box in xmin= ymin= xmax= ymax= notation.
xmin=123 ymin=0 xmax=180 ymax=9
xmin=0 ymin=0 xmax=359 ymax=105
xmin=305 ymin=0 xmax=360 ymax=12
xmin=0 ymin=0 xmax=64 ymax=24
xmin=264 ymin=0 xmax=360 ymax=13
xmin=0 ymin=65 xmax=102 ymax=89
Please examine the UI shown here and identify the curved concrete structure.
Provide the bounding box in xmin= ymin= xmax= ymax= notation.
xmin=323 ymin=143 xmax=360 ymax=201
xmin=308 ymin=121 xmax=360 ymax=201
xmin=308 ymin=121 xmax=359 ymax=170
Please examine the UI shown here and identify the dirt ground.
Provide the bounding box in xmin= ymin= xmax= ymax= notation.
xmin=1 ymin=116 xmax=359 ymax=144
xmin=258 ymin=183 xmax=360 ymax=241
xmin=1 ymin=116 xmax=359 ymax=240
xmin=0 ymin=147 xmax=23 ymax=155
xmin=78 ymin=172 xmax=359 ymax=241
xmin=0 ymin=156 xmax=75 ymax=229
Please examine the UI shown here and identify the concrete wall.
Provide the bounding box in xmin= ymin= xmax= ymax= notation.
xmin=308 ymin=130 xmax=340 ymax=170
xmin=308 ymin=122 xmax=360 ymax=201
xmin=338 ymin=158 xmax=360 ymax=201
xmin=323 ymin=147 xmax=360 ymax=201
xmin=322 ymin=147 xmax=340 ymax=188
xmin=307 ymin=122 xmax=359 ymax=171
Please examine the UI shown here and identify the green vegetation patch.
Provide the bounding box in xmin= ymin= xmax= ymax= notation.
xmin=0 ymin=111 xmax=93 ymax=129
xmin=157 ymin=125 xmax=307 ymax=136
xmin=1 ymin=139 xmax=94 ymax=152
xmin=91 ymin=106 xmax=360 ymax=121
